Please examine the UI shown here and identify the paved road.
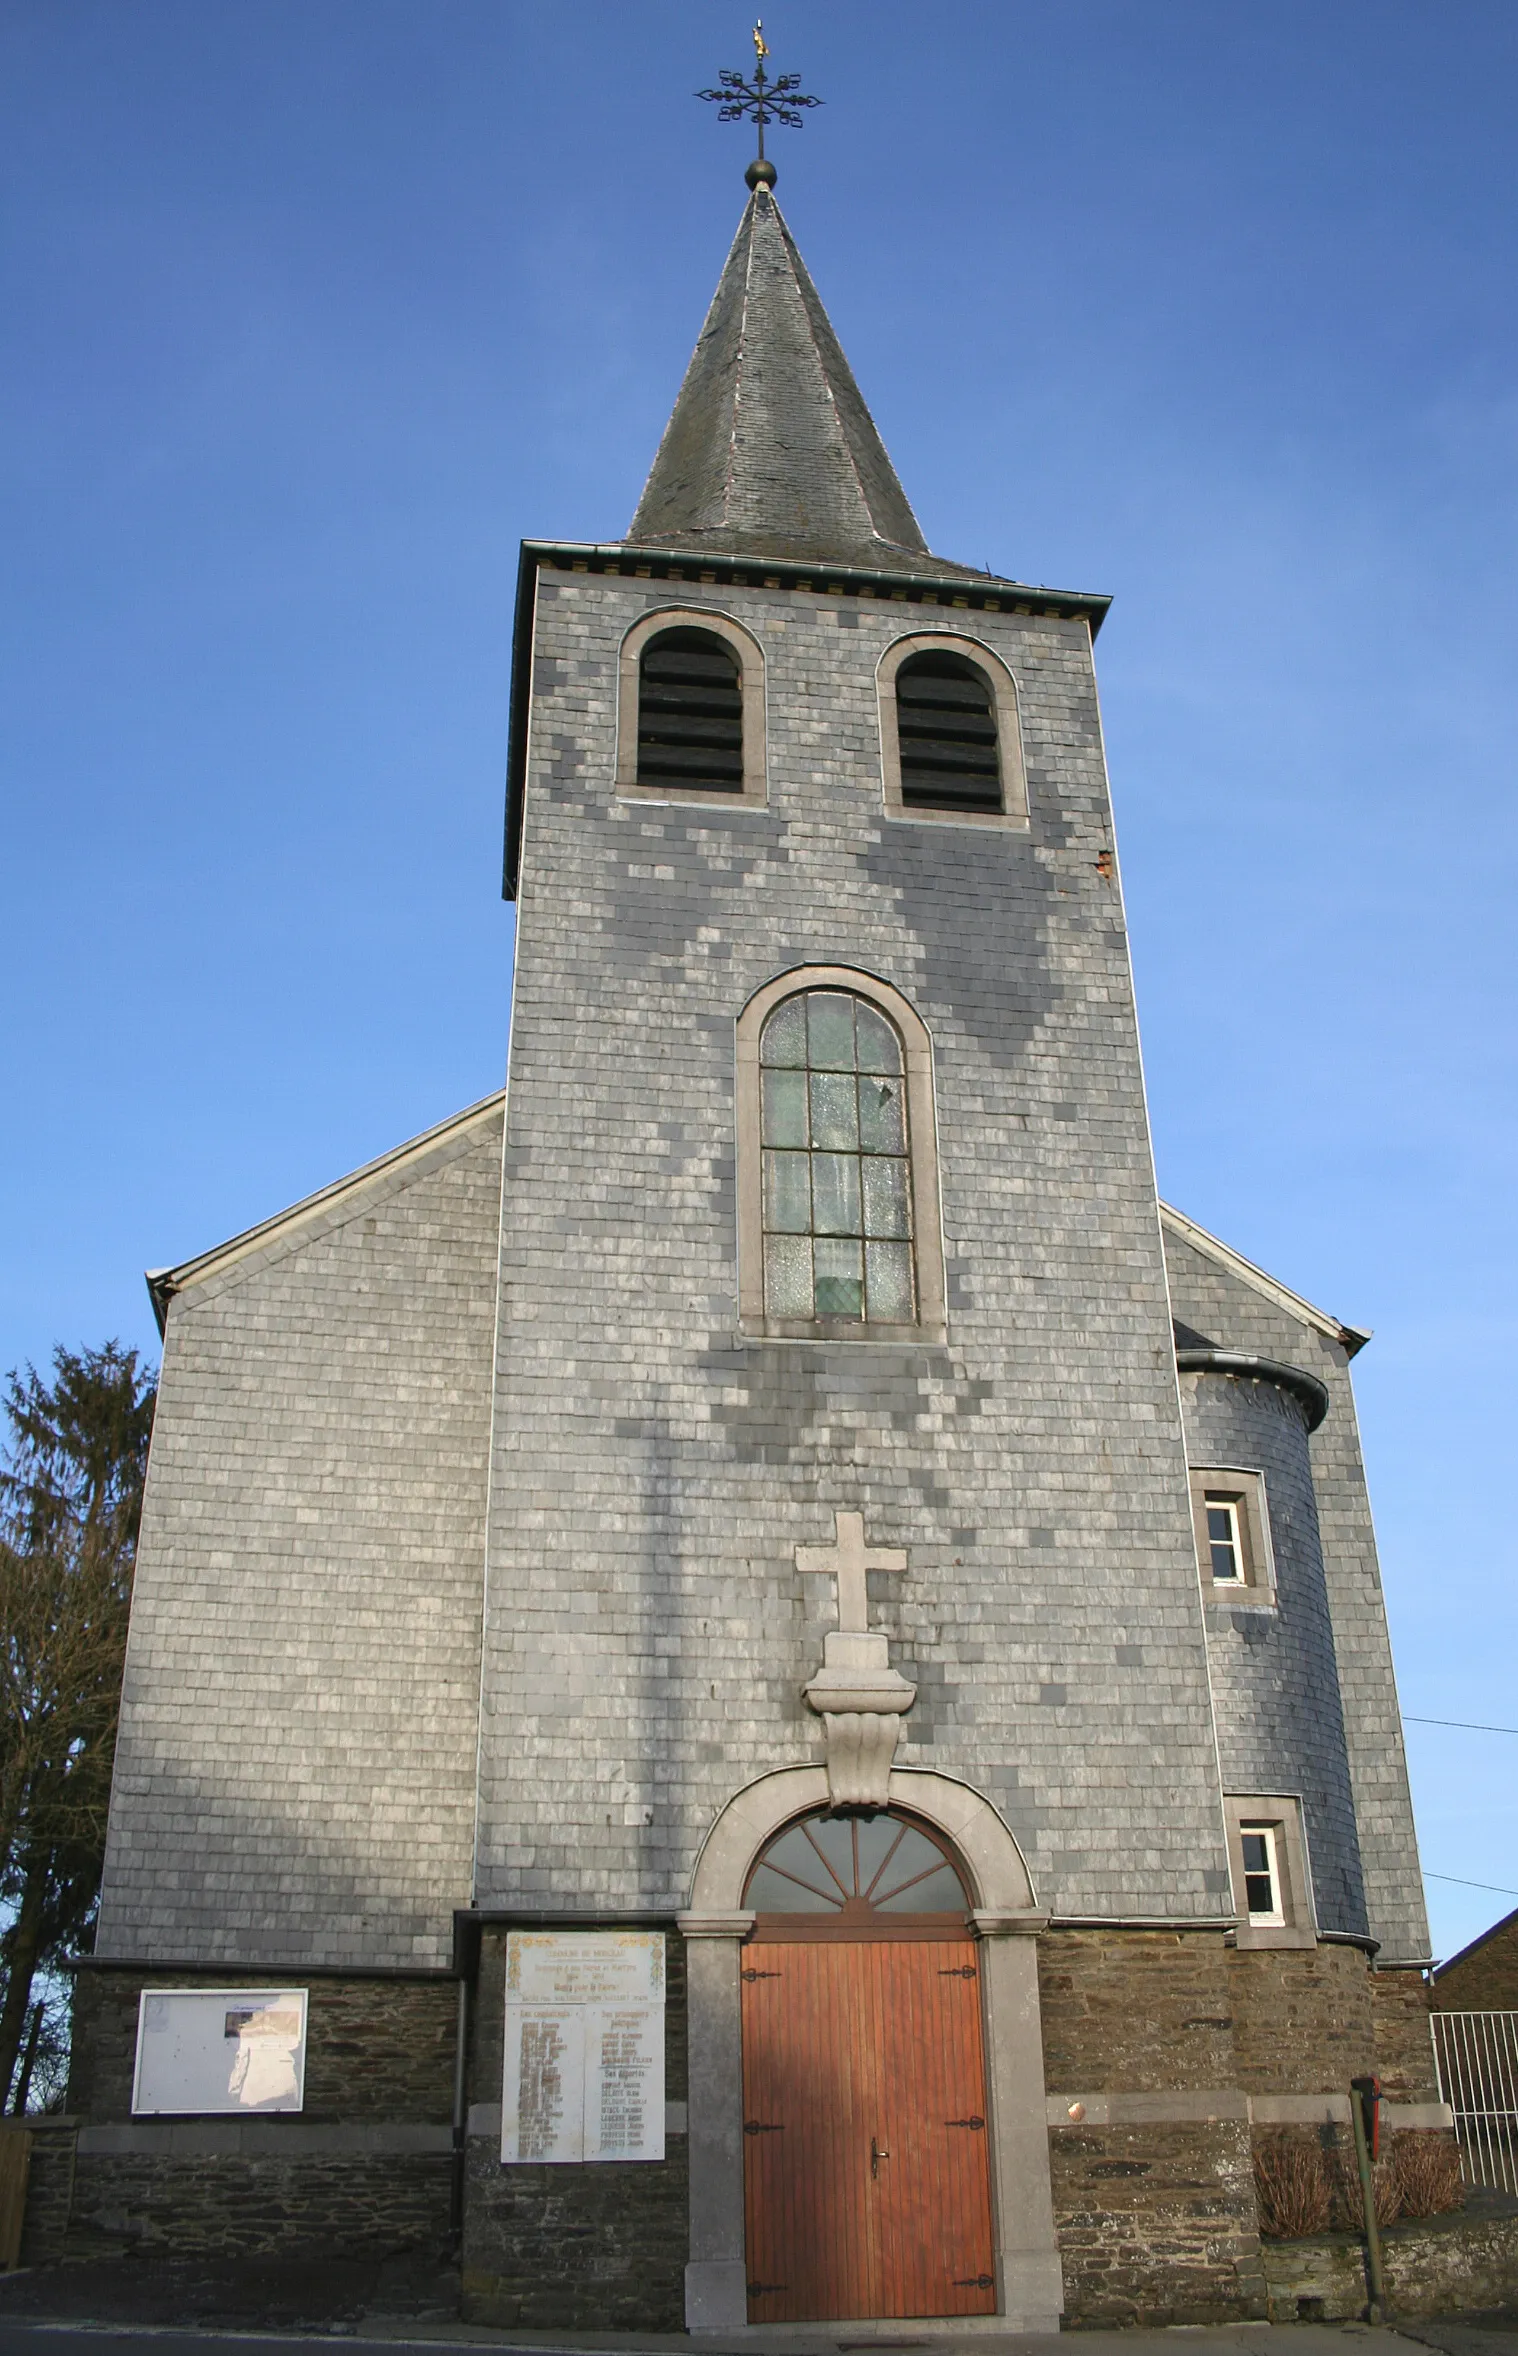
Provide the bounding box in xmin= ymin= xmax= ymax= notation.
xmin=0 ymin=2323 xmax=1501 ymax=2356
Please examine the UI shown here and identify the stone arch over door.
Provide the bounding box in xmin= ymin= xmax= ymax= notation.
xmin=679 ymin=1767 xmax=1063 ymax=2333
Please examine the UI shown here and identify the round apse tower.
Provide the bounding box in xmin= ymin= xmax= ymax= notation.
xmin=1176 ymin=1346 xmax=1369 ymax=1942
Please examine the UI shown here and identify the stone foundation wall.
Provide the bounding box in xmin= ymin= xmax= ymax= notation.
xmin=1227 ymin=1942 xmax=1376 ymax=2091
xmin=460 ymin=1927 xmax=688 ymax=2331
xmin=19 ymin=2119 xmax=78 ymax=2265
xmin=1037 ymin=1927 xmax=1437 ymax=2324
xmin=56 ymin=1966 xmax=459 ymax=2264
xmin=1370 ymin=1966 xmax=1439 ymax=2102
xmin=71 ymin=1968 xmax=458 ymax=2122
xmin=1261 ymin=2204 xmax=1518 ymax=2322
xmin=1049 ymin=2120 xmax=1265 ymax=2325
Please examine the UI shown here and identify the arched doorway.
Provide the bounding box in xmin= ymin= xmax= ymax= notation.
xmin=739 ymin=1807 xmax=996 ymax=2323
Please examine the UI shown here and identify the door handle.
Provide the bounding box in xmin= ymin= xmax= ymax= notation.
xmin=870 ymin=2135 xmax=890 ymax=2179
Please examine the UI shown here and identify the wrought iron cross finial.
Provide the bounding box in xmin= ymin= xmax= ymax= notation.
xmin=696 ymin=20 xmax=822 ymax=177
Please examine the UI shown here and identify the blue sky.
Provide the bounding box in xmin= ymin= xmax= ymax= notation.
xmin=4 ymin=1 xmax=1514 ymax=1964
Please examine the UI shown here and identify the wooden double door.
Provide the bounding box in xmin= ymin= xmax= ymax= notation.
xmin=740 ymin=1937 xmax=997 ymax=2322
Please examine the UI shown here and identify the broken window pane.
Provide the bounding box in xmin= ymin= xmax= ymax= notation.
xmin=757 ymin=988 xmax=918 ymax=1327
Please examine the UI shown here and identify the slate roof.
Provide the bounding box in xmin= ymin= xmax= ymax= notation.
xmin=628 ymin=186 xmax=983 ymax=576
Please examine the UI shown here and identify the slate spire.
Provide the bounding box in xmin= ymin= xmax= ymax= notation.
xmin=627 ymin=185 xmax=935 ymax=570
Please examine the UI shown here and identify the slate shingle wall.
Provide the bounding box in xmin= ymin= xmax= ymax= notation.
xmin=1162 ymin=1225 xmax=1429 ymax=1964
xmin=1180 ymin=1369 xmax=1367 ymax=1936
xmin=95 ymin=1110 xmax=503 ymax=1968
xmin=478 ymin=572 xmax=1232 ymax=1921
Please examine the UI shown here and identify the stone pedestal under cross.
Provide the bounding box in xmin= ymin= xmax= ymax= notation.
xmin=798 ymin=1511 xmax=916 ymax=1806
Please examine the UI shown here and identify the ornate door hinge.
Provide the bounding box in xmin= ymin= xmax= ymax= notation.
xmin=748 ymin=2282 xmax=789 ymax=2296
xmin=946 ymin=2113 xmax=985 ymax=2129
xmin=939 ymin=1964 xmax=977 ymax=1978
xmin=744 ymin=2119 xmax=785 ymax=2135
xmin=742 ymin=1967 xmax=781 ymax=1980
xmin=955 ymin=2273 xmax=996 ymax=2289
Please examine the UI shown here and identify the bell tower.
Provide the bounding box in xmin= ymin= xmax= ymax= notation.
xmin=475 ymin=107 xmax=1231 ymax=2328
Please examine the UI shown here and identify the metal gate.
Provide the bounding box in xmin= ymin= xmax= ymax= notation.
xmin=1431 ymin=2011 xmax=1518 ymax=2194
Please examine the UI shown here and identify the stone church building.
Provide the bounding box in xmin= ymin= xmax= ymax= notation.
xmin=66 ymin=166 xmax=1446 ymax=2328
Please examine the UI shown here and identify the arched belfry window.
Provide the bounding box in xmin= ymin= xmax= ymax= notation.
xmin=896 ymin=651 xmax=1000 ymax=810
xmin=745 ymin=1810 xmax=970 ymax=1929
xmin=637 ymin=628 xmax=742 ymax=791
xmin=617 ymin=610 xmax=766 ymax=805
xmin=878 ymin=633 xmax=1028 ymax=828
xmin=736 ymin=968 xmax=946 ymax=1342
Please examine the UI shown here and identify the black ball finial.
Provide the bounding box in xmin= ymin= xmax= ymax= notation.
xmin=745 ymin=157 xmax=778 ymax=193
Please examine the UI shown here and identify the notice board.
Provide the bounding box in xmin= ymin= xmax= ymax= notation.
xmin=502 ymin=1930 xmax=664 ymax=2164
xmin=132 ymin=1988 xmax=308 ymax=2115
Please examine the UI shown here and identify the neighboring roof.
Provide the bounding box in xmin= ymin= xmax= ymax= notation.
xmin=1433 ymin=1902 xmax=1518 ymax=1982
xmin=628 ymin=186 xmax=940 ymax=572
xmin=145 ymin=1092 xmax=505 ymax=1335
xmin=1159 ymin=1201 xmax=1372 ymax=1359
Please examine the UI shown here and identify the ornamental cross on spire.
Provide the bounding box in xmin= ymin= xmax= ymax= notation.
xmin=697 ymin=20 xmax=822 ymax=174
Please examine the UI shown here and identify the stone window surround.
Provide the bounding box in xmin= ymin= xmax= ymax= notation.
xmin=735 ymin=966 xmax=948 ymax=1345
xmin=877 ymin=629 xmax=1030 ymax=830
xmin=677 ymin=1764 xmax=1061 ymax=2334
xmin=614 ymin=605 xmax=768 ymax=808
xmin=1222 ymin=1791 xmax=1317 ymax=1951
xmin=1189 ymin=1464 xmax=1277 ymax=1608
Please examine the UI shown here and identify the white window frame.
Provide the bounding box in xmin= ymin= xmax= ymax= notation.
xmin=1239 ymin=1823 xmax=1285 ymax=1926
xmin=1189 ymin=1466 xmax=1276 ymax=1607
xmin=1221 ymin=1794 xmax=1316 ymax=1950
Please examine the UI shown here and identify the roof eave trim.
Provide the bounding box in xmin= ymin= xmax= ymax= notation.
xmin=145 ymin=1089 xmax=507 ymax=1337
xmin=501 ymin=538 xmax=1112 ymax=901
xmin=1159 ymin=1201 xmax=1371 ymax=1358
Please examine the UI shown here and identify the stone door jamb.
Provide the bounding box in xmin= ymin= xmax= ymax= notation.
xmin=677 ymin=1765 xmax=1063 ymax=2334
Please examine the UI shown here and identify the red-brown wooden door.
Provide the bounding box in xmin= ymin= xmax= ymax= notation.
xmin=741 ymin=1939 xmax=996 ymax=2322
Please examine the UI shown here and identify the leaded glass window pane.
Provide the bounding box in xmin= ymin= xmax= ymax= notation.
xmin=759 ymin=990 xmax=916 ymax=1325
xmin=764 ymin=1151 xmax=811 ymax=1233
xmin=763 ymin=1233 xmax=812 ymax=1317
xmin=859 ymin=1076 xmax=905 ymax=1153
xmin=760 ymin=996 xmax=808 ymax=1067
xmin=862 ymin=1157 xmax=910 ymax=1238
xmin=807 ymin=993 xmax=857 ymax=1070
xmin=811 ymin=1153 xmax=860 ymax=1235
xmin=762 ymin=1067 xmax=808 ymax=1147
xmin=813 ymin=1237 xmax=863 ymax=1317
xmin=865 ymin=1241 xmax=914 ymax=1320
xmin=809 ymin=1072 xmax=859 ymax=1151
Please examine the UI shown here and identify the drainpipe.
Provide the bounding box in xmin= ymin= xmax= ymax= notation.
xmin=450 ymin=1976 xmax=470 ymax=2248
xmin=1350 ymin=2074 xmax=1388 ymax=2322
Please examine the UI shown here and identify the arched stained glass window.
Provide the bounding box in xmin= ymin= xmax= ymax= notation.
xmin=759 ymin=990 xmax=914 ymax=1325
xmin=745 ymin=1811 xmax=969 ymax=1918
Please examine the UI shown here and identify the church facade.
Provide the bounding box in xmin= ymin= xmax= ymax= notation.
xmin=65 ymin=170 xmax=1445 ymax=2329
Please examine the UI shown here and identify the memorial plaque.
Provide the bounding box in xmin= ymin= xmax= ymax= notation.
xmin=132 ymin=1987 xmax=308 ymax=2115
xmin=502 ymin=1931 xmax=664 ymax=2163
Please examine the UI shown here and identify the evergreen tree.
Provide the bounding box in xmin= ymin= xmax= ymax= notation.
xmin=0 ymin=1344 xmax=155 ymax=2105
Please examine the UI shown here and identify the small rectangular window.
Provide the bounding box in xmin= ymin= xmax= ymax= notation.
xmin=1188 ymin=1467 xmax=1272 ymax=1601
xmin=1239 ymin=1824 xmax=1285 ymax=1926
xmin=1205 ymin=1494 xmax=1245 ymax=1581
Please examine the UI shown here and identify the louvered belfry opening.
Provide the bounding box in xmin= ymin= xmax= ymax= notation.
xmin=637 ymin=626 xmax=744 ymax=792
xmin=896 ymin=650 xmax=1002 ymax=812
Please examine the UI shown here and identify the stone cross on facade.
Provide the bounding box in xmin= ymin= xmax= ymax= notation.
xmin=796 ymin=1511 xmax=906 ymax=1639
xmin=797 ymin=1511 xmax=916 ymax=1808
